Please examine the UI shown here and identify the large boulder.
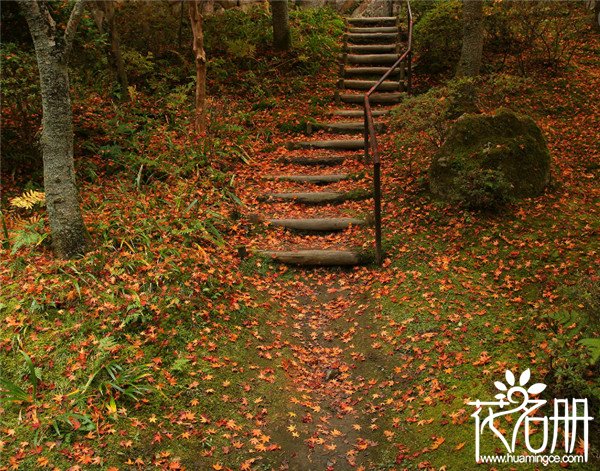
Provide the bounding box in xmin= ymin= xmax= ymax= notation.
xmin=429 ymin=109 xmax=551 ymax=209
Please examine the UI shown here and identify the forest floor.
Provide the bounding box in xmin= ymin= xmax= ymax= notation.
xmin=1 ymin=23 xmax=600 ymax=471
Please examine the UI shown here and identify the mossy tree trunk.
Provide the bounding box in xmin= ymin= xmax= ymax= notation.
xmin=20 ymin=0 xmax=90 ymax=259
xmin=271 ymin=0 xmax=291 ymax=51
xmin=188 ymin=0 xmax=207 ymax=133
xmin=456 ymin=0 xmax=484 ymax=77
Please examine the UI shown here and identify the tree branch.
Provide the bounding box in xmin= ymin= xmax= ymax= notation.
xmin=63 ymin=0 xmax=87 ymax=58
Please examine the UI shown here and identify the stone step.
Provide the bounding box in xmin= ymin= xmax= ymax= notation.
xmin=344 ymin=66 xmax=402 ymax=77
xmin=263 ymin=174 xmax=350 ymax=184
xmin=279 ymin=155 xmax=348 ymax=166
xmin=346 ymin=16 xmax=397 ymax=26
xmin=340 ymin=93 xmax=403 ymax=104
xmin=343 ymin=79 xmax=399 ymax=91
xmin=264 ymin=190 xmax=371 ymax=205
xmin=286 ymin=139 xmax=365 ymax=151
xmin=260 ymin=249 xmax=370 ymax=266
xmin=345 ymin=53 xmax=401 ymax=65
xmin=345 ymin=32 xmax=399 ymax=44
xmin=347 ymin=26 xmax=399 ymax=34
xmin=346 ymin=43 xmax=397 ymax=54
xmin=333 ymin=109 xmax=389 ymax=118
xmin=264 ymin=217 xmax=366 ymax=232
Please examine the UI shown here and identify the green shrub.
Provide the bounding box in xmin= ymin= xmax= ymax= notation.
xmin=413 ymin=0 xmax=462 ymax=74
xmin=0 ymin=43 xmax=42 ymax=174
xmin=289 ymin=6 xmax=344 ymax=74
xmin=390 ymin=88 xmax=448 ymax=150
xmin=390 ymin=78 xmax=477 ymax=151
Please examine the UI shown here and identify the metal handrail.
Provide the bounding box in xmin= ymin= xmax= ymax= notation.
xmin=363 ymin=0 xmax=413 ymax=265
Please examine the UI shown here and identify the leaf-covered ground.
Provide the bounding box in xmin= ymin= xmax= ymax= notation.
xmin=1 ymin=17 xmax=600 ymax=471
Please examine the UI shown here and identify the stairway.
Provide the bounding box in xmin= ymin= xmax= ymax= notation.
xmin=252 ymin=15 xmax=409 ymax=267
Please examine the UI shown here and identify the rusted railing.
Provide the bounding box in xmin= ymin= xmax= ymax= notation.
xmin=364 ymin=0 xmax=413 ymax=265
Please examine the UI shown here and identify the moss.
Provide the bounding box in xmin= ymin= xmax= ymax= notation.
xmin=429 ymin=108 xmax=551 ymax=207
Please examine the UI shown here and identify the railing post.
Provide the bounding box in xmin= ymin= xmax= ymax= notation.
xmin=406 ymin=2 xmax=412 ymax=94
xmin=363 ymin=108 xmax=369 ymax=163
xmin=373 ymin=161 xmax=382 ymax=265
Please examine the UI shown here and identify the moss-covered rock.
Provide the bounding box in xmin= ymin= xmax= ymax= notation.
xmin=429 ymin=109 xmax=551 ymax=209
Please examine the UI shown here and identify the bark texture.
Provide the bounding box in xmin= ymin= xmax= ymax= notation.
xmin=188 ymin=0 xmax=207 ymax=132
xmin=271 ymin=0 xmax=291 ymax=51
xmin=20 ymin=0 xmax=89 ymax=259
xmin=89 ymin=1 xmax=128 ymax=94
xmin=456 ymin=0 xmax=484 ymax=77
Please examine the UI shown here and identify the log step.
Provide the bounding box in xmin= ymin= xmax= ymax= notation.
xmin=279 ymin=155 xmax=348 ymax=166
xmin=287 ymin=139 xmax=364 ymax=151
xmin=348 ymin=26 xmax=399 ymax=34
xmin=346 ymin=16 xmax=397 ymax=26
xmin=333 ymin=109 xmax=389 ymax=118
xmin=340 ymin=93 xmax=403 ymax=104
xmin=345 ymin=54 xmax=401 ymax=65
xmin=265 ymin=190 xmax=370 ymax=204
xmin=347 ymin=44 xmax=397 ymax=54
xmin=263 ymin=174 xmax=350 ymax=184
xmin=260 ymin=249 xmax=369 ymax=266
xmin=344 ymin=66 xmax=402 ymax=77
xmin=343 ymin=79 xmax=399 ymax=91
xmin=311 ymin=121 xmax=385 ymax=134
xmin=345 ymin=33 xmax=399 ymax=43
xmin=265 ymin=217 xmax=366 ymax=232
xmin=311 ymin=121 xmax=363 ymax=133
xmin=266 ymin=192 xmax=344 ymax=204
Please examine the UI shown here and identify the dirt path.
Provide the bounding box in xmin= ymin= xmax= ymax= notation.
xmin=255 ymin=270 xmax=393 ymax=470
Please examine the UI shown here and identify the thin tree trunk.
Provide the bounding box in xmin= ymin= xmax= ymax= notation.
xmin=90 ymin=1 xmax=128 ymax=95
xmin=594 ymin=0 xmax=600 ymax=33
xmin=20 ymin=1 xmax=89 ymax=258
xmin=188 ymin=0 xmax=207 ymax=133
xmin=105 ymin=2 xmax=128 ymax=94
xmin=271 ymin=0 xmax=291 ymax=51
xmin=456 ymin=0 xmax=484 ymax=77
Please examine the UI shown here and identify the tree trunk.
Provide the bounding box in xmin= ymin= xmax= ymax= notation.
xmin=90 ymin=1 xmax=129 ymax=95
xmin=271 ymin=0 xmax=291 ymax=51
xmin=189 ymin=0 xmax=207 ymax=133
xmin=456 ymin=0 xmax=484 ymax=77
xmin=104 ymin=2 xmax=128 ymax=94
xmin=594 ymin=0 xmax=600 ymax=32
xmin=20 ymin=1 xmax=89 ymax=258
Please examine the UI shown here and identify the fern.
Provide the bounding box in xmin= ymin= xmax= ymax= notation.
xmin=578 ymin=338 xmax=600 ymax=364
xmin=97 ymin=336 xmax=118 ymax=352
xmin=11 ymin=218 xmax=47 ymax=255
xmin=10 ymin=190 xmax=45 ymax=209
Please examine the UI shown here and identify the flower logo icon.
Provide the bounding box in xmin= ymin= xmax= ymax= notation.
xmin=493 ymin=369 xmax=546 ymax=404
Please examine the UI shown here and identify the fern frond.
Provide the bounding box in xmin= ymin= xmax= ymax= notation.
xmin=10 ymin=190 xmax=45 ymax=210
